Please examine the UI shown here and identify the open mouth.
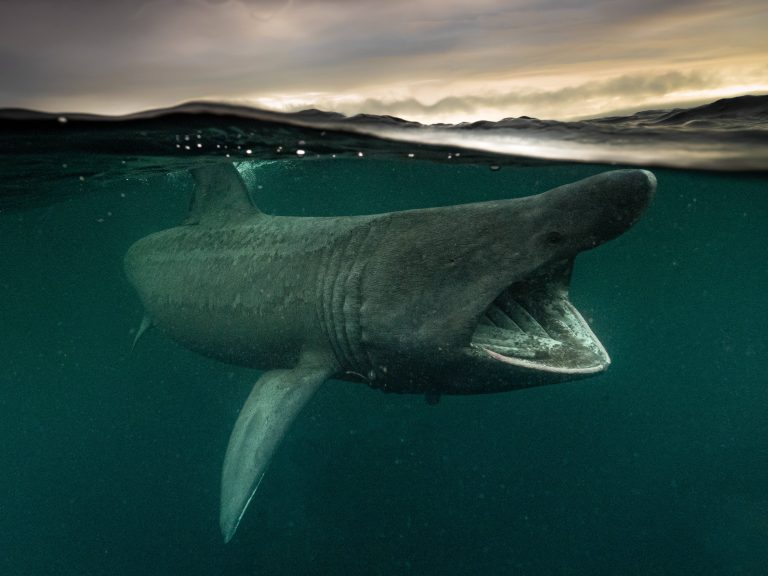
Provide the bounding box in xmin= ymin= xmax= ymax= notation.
xmin=470 ymin=262 xmax=610 ymax=374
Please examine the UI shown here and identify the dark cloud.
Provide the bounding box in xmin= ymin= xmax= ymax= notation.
xmin=0 ymin=0 xmax=765 ymax=117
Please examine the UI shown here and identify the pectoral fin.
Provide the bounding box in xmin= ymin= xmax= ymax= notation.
xmin=220 ymin=363 xmax=333 ymax=542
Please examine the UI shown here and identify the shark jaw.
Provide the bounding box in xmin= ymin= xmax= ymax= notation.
xmin=469 ymin=259 xmax=610 ymax=375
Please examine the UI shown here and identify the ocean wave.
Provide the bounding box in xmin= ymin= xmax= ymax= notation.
xmin=0 ymin=95 xmax=766 ymax=209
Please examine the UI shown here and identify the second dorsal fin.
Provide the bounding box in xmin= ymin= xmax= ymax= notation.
xmin=186 ymin=163 xmax=261 ymax=226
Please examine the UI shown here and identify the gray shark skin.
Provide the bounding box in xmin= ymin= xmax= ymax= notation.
xmin=124 ymin=163 xmax=655 ymax=542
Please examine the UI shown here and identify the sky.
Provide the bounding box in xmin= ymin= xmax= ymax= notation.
xmin=0 ymin=0 xmax=766 ymax=123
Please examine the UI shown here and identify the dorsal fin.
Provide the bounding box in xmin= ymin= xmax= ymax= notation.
xmin=185 ymin=163 xmax=261 ymax=226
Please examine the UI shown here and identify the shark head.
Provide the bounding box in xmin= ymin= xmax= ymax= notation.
xmin=357 ymin=169 xmax=656 ymax=394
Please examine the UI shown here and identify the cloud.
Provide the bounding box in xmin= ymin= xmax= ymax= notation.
xmin=0 ymin=0 xmax=766 ymax=119
xmin=254 ymin=68 xmax=764 ymax=122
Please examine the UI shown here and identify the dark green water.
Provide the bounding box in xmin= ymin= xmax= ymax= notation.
xmin=1 ymin=153 xmax=767 ymax=574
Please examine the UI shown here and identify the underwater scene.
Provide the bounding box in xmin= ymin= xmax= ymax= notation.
xmin=1 ymin=97 xmax=767 ymax=575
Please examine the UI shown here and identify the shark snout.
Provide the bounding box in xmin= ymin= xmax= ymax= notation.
xmin=550 ymin=169 xmax=656 ymax=253
xmin=610 ymin=169 xmax=656 ymax=213
xmin=600 ymin=168 xmax=656 ymax=238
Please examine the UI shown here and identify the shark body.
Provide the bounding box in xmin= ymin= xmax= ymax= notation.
xmin=124 ymin=163 xmax=655 ymax=541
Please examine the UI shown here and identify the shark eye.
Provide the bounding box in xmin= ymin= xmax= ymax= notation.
xmin=545 ymin=231 xmax=565 ymax=245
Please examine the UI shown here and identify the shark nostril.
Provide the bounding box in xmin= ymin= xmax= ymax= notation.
xmin=545 ymin=231 xmax=565 ymax=245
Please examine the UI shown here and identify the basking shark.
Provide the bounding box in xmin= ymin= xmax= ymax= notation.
xmin=124 ymin=163 xmax=655 ymax=541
